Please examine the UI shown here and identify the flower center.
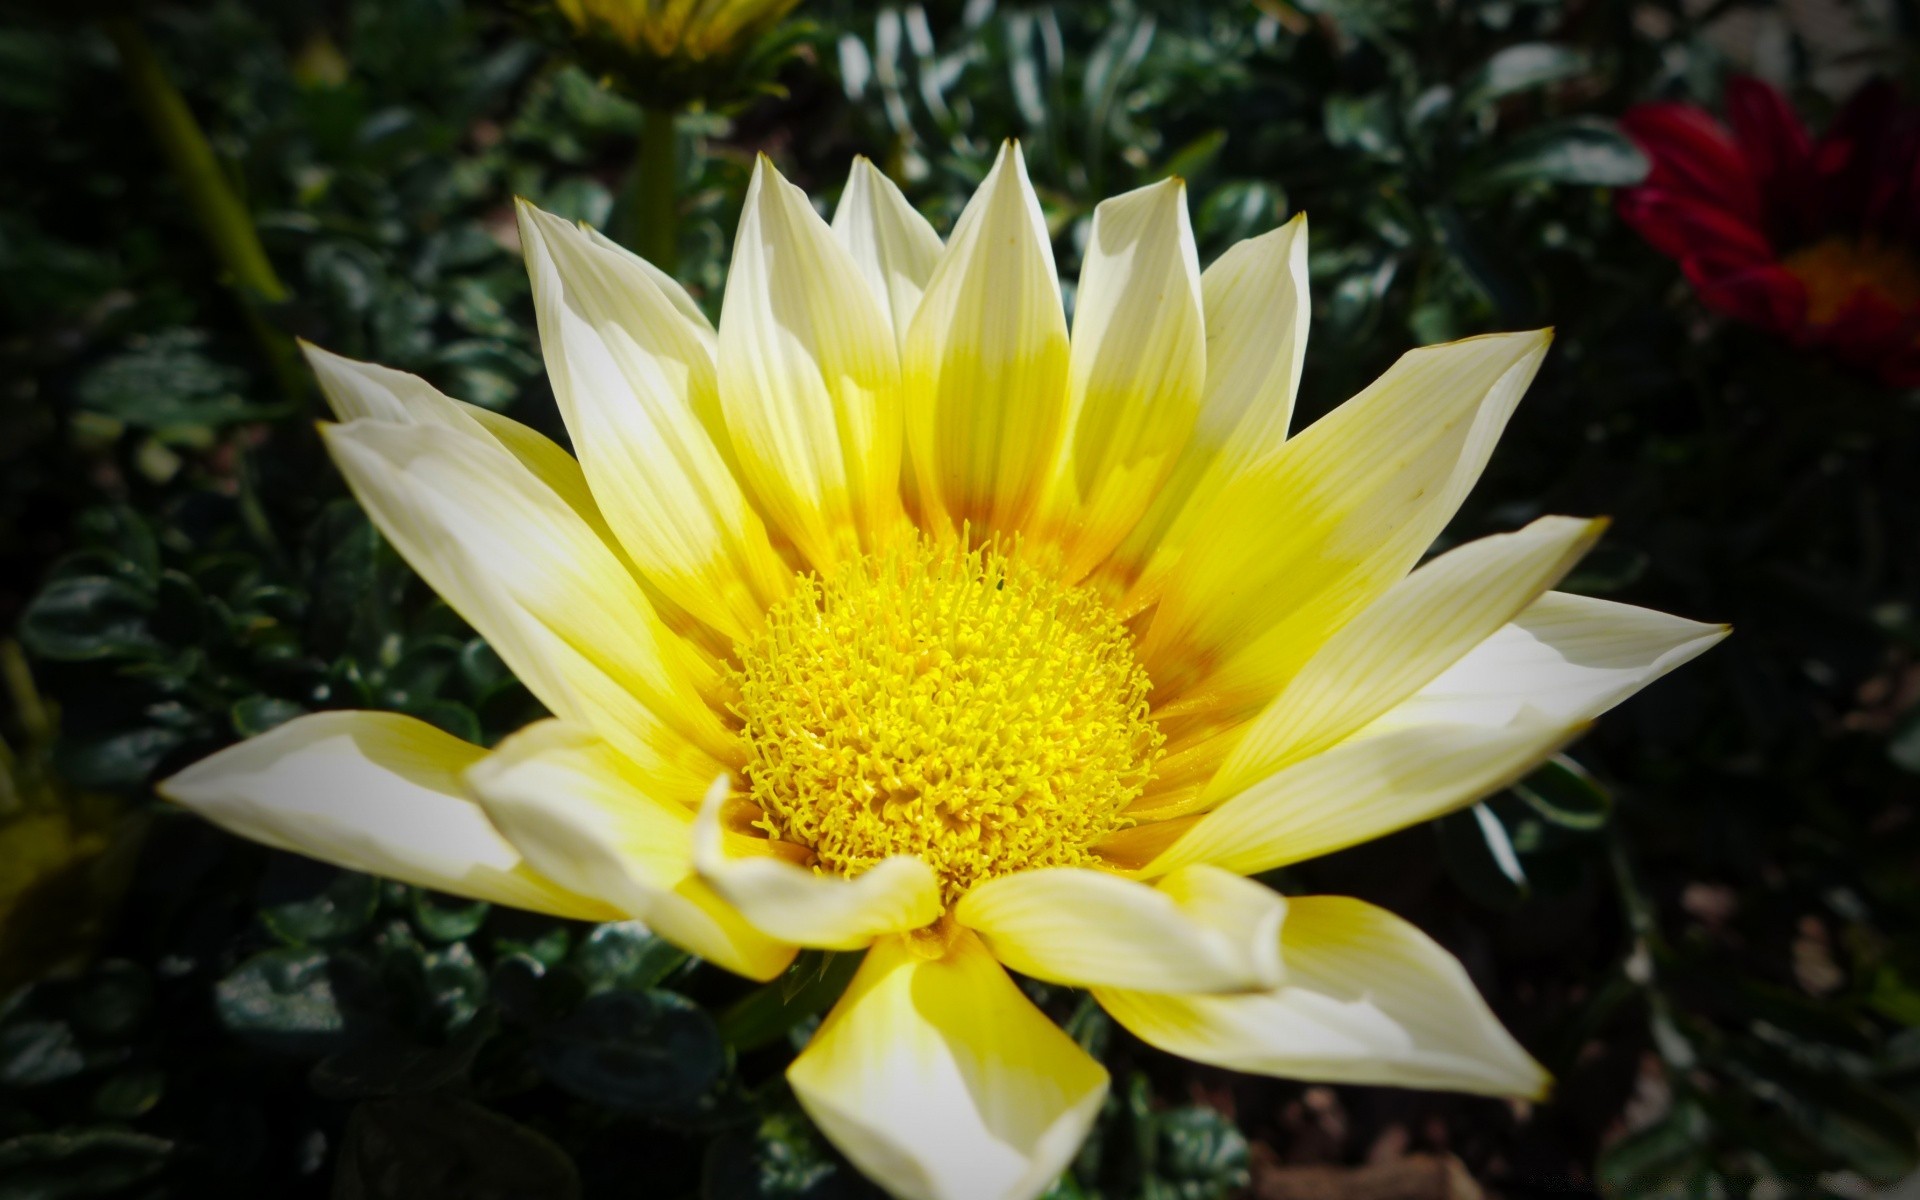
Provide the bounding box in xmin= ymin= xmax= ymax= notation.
xmin=1781 ymin=235 xmax=1920 ymax=326
xmin=732 ymin=533 xmax=1162 ymax=902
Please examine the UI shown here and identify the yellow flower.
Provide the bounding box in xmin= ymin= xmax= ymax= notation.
xmin=162 ymin=145 xmax=1726 ymax=1200
xmin=554 ymin=0 xmax=800 ymax=63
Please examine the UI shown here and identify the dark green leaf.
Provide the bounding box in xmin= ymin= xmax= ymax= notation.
xmin=67 ymin=961 xmax=152 ymax=1040
xmin=1596 ymin=1104 xmax=1707 ymax=1196
xmin=703 ymin=1107 xmax=878 ymax=1200
xmin=19 ymin=576 xmax=156 ymax=662
xmin=75 ymin=330 xmax=277 ymax=428
xmin=410 ymin=891 xmax=490 ymax=944
xmin=1462 ymin=43 xmax=1589 ymax=108
xmin=570 ymin=921 xmax=687 ymax=994
xmin=263 ymin=872 xmax=383 ymax=947
xmin=215 ymin=948 xmax=345 ymax=1052
xmin=310 ymin=1021 xmax=492 ymax=1100
xmin=0 ymin=1020 xmax=84 ymax=1087
xmin=1148 ymin=1105 xmax=1251 ymax=1200
xmin=0 ymin=1129 xmax=171 ymax=1200
xmin=232 ymin=695 xmax=309 ymax=738
xmin=532 ymin=989 xmax=725 ymax=1114
xmin=718 ymin=952 xmax=859 ymax=1053
xmin=55 ymin=727 xmax=187 ymax=791
xmin=1436 ymin=804 xmax=1530 ymax=909
xmin=332 ymin=1096 xmax=580 ymax=1200
xmin=422 ymin=943 xmax=488 ymax=1031
xmin=1510 ymin=756 xmax=1613 ymax=831
xmin=1889 ymin=702 xmax=1920 ymax=773
xmin=1463 ymin=118 xmax=1649 ymax=192
xmin=1324 ymin=92 xmax=1400 ymax=160
xmin=91 ymin=1067 xmax=165 ymax=1119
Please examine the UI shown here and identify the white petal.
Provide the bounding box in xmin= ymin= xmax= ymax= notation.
xmin=1096 ymin=895 xmax=1549 ymax=1097
xmin=320 ymin=419 xmax=729 ymax=767
xmin=1208 ymin=515 xmax=1605 ymax=800
xmin=520 ymin=202 xmax=790 ymax=645
xmin=1105 ymin=714 xmax=1584 ymax=879
xmin=832 ymin=157 xmax=943 ymax=350
xmin=1366 ymin=591 xmax=1730 ymax=733
xmin=466 ymin=721 xmax=796 ymax=982
xmin=302 ymin=343 xmax=610 ymax=536
xmin=582 ymin=224 xmax=717 ymax=342
xmin=690 ymin=777 xmax=942 ymax=951
xmin=955 ymin=863 xmax=1285 ymax=993
xmin=718 ymin=156 xmax=904 ymax=571
xmin=788 ymin=930 xmax=1108 ymax=1200
xmin=159 ymin=711 xmax=613 ymax=919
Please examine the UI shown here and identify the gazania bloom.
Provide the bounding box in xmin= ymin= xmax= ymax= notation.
xmin=555 ymin=0 xmax=799 ymax=86
xmin=1619 ymin=77 xmax=1920 ymax=385
xmin=164 ymin=145 xmax=1724 ymax=1200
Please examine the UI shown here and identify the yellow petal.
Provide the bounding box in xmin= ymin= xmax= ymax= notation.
xmin=519 ymin=202 xmax=790 ymax=645
xmin=1207 ymin=515 xmax=1605 ymax=801
xmin=466 ymin=721 xmax=796 ymax=982
xmin=1366 ymin=591 xmax=1729 ymax=733
xmin=690 ymin=778 xmax=942 ymax=951
xmin=1041 ymin=177 xmax=1206 ymax=576
xmin=1106 ymin=214 xmax=1310 ymax=589
xmin=718 ymin=156 xmax=904 ymax=570
xmin=1139 ymin=330 xmax=1552 ymax=707
xmin=832 ymin=157 xmax=943 ymax=350
xmin=1108 ymin=714 xmax=1584 ymax=879
xmin=903 ymin=141 xmax=1070 ymax=537
xmin=1095 ymin=895 xmax=1549 ymax=1098
xmin=954 ymin=863 xmax=1284 ymax=993
xmin=788 ymin=930 xmax=1108 ymax=1200
xmin=158 ymin=711 xmax=614 ymax=920
xmin=320 ymin=419 xmax=731 ymax=766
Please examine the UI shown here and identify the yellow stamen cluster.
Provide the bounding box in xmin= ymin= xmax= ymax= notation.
xmin=733 ymin=534 xmax=1162 ymax=902
xmin=1782 ymin=235 xmax=1920 ymax=325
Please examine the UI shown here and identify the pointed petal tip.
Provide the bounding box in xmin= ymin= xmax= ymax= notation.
xmin=1525 ymin=1065 xmax=1556 ymax=1103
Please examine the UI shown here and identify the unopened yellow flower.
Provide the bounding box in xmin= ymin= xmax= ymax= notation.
xmin=555 ymin=0 xmax=799 ymax=63
xmin=163 ymin=145 xmax=1725 ymax=1200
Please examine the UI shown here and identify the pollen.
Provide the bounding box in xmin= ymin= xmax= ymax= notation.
xmin=732 ymin=533 xmax=1162 ymax=903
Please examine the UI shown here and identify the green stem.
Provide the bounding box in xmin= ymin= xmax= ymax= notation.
xmin=103 ymin=18 xmax=306 ymax=401
xmin=621 ymin=105 xmax=680 ymax=274
xmin=715 ymin=951 xmax=860 ymax=1053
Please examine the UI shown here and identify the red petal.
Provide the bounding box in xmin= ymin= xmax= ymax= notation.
xmin=1617 ymin=189 xmax=1773 ymax=263
xmin=1814 ymin=80 xmax=1900 ymax=227
xmin=1621 ymin=103 xmax=1765 ymax=223
xmin=1724 ymin=76 xmax=1817 ymax=243
xmin=1871 ymin=344 xmax=1920 ymax=387
xmin=1811 ymin=294 xmax=1920 ymax=385
xmin=1814 ymin=289 xmax=1918 ymax=346
xmin=1682 ymin=258 xmax=1806 ymax=332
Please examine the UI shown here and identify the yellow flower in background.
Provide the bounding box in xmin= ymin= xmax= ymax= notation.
xmin=162 ymin=143 xmax=1726 ymax=1200
xmin=555 ymin=0 xmax=800 ymax=64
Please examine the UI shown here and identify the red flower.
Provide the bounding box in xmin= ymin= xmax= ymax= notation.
xmin=1618 ymin=78 xmax=1920 ymax=386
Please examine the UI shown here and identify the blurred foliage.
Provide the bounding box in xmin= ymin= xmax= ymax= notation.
xmin=3 ymin=0 xmax=1919 ymax=1195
